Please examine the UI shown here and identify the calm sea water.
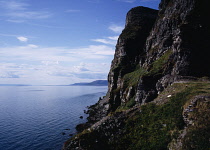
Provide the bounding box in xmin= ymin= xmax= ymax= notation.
xmin=0 ymin=85 xmax=107 ymax=150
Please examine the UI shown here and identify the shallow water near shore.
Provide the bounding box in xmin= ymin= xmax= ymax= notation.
xmin=0 ymin=85 xmax=107 ymax=150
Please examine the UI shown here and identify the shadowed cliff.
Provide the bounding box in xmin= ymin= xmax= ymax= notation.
xmin=63 ymin=0 xmax=210 ymax=149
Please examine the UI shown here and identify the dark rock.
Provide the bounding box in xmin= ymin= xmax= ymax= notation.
xmin=63 ymin=0 xmax=210 ymax=149
xmin=75 ymin=123 xmax=89 ymax=132
xmin=108 ymin=6 xmax=158 ymax=111
xmin=83 ymin=110 xmax=87 ymax=114
xmin=135 ymin=0 xmax=210 ymax=102
xmin=79 ymin=116 xmax=83 ymax=119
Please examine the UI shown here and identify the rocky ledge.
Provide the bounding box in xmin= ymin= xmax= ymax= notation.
xmin=63 ymin=0 xmax=210 ymax=149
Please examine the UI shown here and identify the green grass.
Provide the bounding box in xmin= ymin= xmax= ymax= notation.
xmin=183 ymin=127 xmax=210 ymax=150
xmin=123 ymin=67 xmax=147 ymax=88
xmin=148 ymin=49 xmax=173 ymax=76
xmin=182 ymin=85 xmax=210 ymax=150
xmin=125 ymin=97 xmax=136 ymax=108
xmin=114 ymin=50 xmax=173 ymax=112
xmin=122 ymin=50 xmax=172 ymax=90
xmin=112 ymin=82 xmax=210 ymax=150
xmin=117 ymin=97 xmax=136 ymax=111
xmin=65 ymin=82 xmax=210 ymax=150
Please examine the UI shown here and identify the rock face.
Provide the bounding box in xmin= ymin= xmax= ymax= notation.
xmin=135 ymin=0 xmax=210 ymax=105
xmin=63 ymin=0 xmax=210 ymax=149
xmin=108 ymin=6 xmax=158 ymax=111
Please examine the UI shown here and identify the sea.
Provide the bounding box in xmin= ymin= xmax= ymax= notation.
xmin=0 ymin=85 xmax=107 ymax=150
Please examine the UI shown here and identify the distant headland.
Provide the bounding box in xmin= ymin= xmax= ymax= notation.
xmin=70 ymin=80 xmax=108 ymax=86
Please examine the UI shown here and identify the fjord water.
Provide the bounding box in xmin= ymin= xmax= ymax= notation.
xmin=0 ymin=85 xmax=107 ymax=150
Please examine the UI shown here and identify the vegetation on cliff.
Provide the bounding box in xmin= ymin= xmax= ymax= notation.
xmin=115 ymin=81 xmax=210 ymax=150
xmin=64 ymin=81 xmax=210 ymax=150
xmin=63 ymin=0 xmax=210 ymax=149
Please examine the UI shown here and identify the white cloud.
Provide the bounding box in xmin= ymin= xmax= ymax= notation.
xmin=7 ymin=11 xmax=52 ymax=19
xmin=0 ymin=61 xmax=110 ymax=85
xmin=27 ymin=44 xmax=38 ymax=48
xmin=41 ymin=61 xmax=59 ymax=66
xmin=1 ymin=33 xmax=34 ymax=39
xmin=69 ymin=62 xmax=109 ymax=79
xmin=25 ymin=22 xmax=68 ymax=29
xmin=0 ymin=46 xmax=73 ymax=62
xmin=67 ymin=45 xmax=115 ymax=58
xmin=73 ymin=72 xmax=107 ymax=79
xmin=0 ymin=70 xmax=19 ymax=78
xmin=73 ymin=66 xmax=89 ymax=72
xmin=0 ymin=63 xmax=20 ymax=78
xmin=91 ymin=36 xmax=119 ymax=45
xmin=0 ymin=44 xmax=114 ymax=84
xmin=0 ymin=0 xmax=28 ymax=10
xmin=0 ymin=0 xmax=52 ymax=20
xmin=91 ymin=39 xmax=116 ymax=45
xmin=109 ymin=24 xmax=124 ymax=33
xmin=0 ymin=33 xmax=19 ymax=37
xmin=65 ymin=9 xmax=81 ymax=13
xmin=107 ymin=36 xmax=119 ymax=41
xmin=17 ymin=36 xmax=28 ymax=42
xmin=6 ymin=19 xmax=25 ymax=23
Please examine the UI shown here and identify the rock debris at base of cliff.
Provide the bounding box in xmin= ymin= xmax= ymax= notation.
xmin=63 ymin=0 xmax=210 ymax=149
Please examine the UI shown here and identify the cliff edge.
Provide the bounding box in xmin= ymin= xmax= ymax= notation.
xmin=63 ymin=0 xmax=210 ymax=149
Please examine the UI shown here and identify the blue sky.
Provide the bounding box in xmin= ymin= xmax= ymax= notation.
xmin=0 ymin=0 xmax=160 ymax=85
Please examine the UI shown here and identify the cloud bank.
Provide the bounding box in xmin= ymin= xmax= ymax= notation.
xmin=0 ymin=44 xmax=114 ymax=84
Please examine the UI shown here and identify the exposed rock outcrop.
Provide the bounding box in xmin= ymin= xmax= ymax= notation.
xmin=63 ymin=0 xmax=210 ymax=149
xmin=83 ymin=6 xmax=158 ymax=124
xmin=135 ymin=0 xmax=210 ymax=104
xmin=108 ymin=6 xmax=158 ymax=111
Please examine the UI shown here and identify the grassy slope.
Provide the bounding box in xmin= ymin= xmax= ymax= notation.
xmin=65 ymin=81 xmax=210 ymax=150
xmin=113 ymin=81 xmax=210 ymax=150
xmin=117 ymin=49 xmax=173 ymax=111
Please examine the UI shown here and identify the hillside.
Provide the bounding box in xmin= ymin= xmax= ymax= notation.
xmin=63 ymin=0 xmax=210 ymax=149
xmin=70 ymin=80 xmax=108 ymax=86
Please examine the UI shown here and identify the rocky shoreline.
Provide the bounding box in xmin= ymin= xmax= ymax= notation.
xmin=63 ymin=0 xmax=210 ymax=149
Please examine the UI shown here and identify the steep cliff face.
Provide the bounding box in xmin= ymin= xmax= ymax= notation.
xmin=138 ymin=0 xmax=210 ymax=102
xmin=83 ymin=7 xmax=158 ymax=124
xmin=109 ymin=0 xmax=210 ymax=110
xmin=133 ymin=0 xmax=210 ymax=105
xmin=63 ymin=0 xmax=210 ymax=149
xmin=108 ymin=6 xmax=158 ymax=111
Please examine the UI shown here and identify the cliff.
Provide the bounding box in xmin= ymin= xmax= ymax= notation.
xmin=63 ymin=0 xmax=210 ymax=149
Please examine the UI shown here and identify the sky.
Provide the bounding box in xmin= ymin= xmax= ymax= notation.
xmin=0 ymin=0 xmax=160 ymax=85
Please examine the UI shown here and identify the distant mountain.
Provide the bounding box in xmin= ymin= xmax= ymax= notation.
xmin=70 ymin=80 xmax=108 ymax=86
